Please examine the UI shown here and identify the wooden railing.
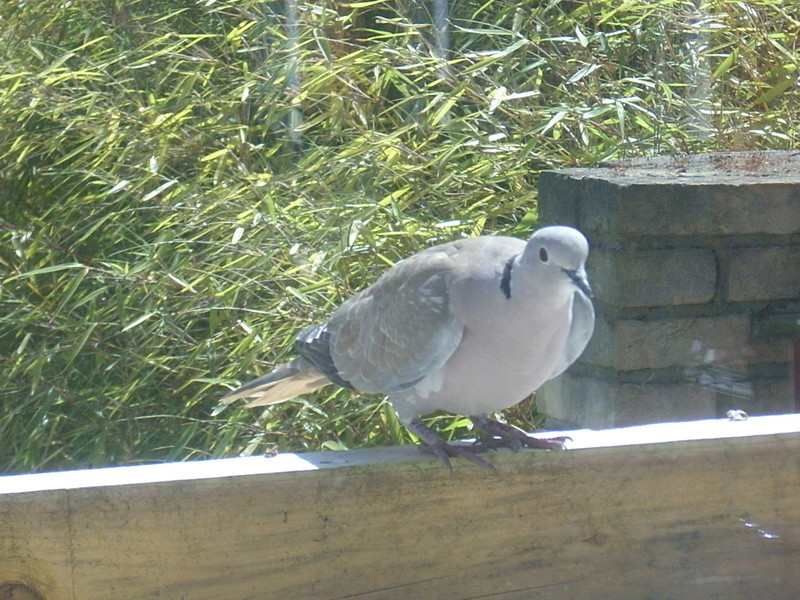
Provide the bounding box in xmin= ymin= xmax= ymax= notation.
xmin=2 ymin=414 xmax=800 ymax=600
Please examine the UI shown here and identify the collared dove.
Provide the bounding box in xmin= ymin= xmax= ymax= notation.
xmin=222 ymin=225 xmax=594 ymax=470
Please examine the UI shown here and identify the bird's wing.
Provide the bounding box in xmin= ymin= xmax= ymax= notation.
xmin=325 ymin=247 xmax=464 ymax=394
xmin=547 ymin=288 xmax=595 ymax=381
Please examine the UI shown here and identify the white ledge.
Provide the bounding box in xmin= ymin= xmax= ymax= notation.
xmin=2 ymin=413 xmax=799 ymax=495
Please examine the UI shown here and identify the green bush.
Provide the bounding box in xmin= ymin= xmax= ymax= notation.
xmin=1 ymin=0 xmax=797 ymax=472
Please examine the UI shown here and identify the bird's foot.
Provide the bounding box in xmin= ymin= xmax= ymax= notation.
xmin=407 ymin=417 xmax=497 ymax=473
xmin=470 ymin=415 xmax=570 ymax=453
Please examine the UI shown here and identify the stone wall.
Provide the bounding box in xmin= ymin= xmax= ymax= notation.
xmin=538 ymin=151 xmax=800 ymax=428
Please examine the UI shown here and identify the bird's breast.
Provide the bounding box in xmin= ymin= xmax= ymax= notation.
xmin=407 ymin=296 xmax=573 ymax=416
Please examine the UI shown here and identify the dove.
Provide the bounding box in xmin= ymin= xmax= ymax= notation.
xmin=222 ymin=225 xmax=594 ymax=470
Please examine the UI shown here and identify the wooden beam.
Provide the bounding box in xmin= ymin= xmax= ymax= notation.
xmin=2 ymin=415 xmax=800 ymax=600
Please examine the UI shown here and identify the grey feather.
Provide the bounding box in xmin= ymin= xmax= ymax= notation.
xmin=327 ymin=244 xmax=464 ymax=393
xmin=546 ymin=285 xmax=595 ymax=381
xmin=220 ymin=357 xmax=330 ymax=406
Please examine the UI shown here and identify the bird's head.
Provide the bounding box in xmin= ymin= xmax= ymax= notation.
xmin=519 ymin=226 xmax=592 ymax=298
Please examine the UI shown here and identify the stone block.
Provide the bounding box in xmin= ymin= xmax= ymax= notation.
xmin=540 ymin=151 xmax=800 ymax=240
xmin=590 ymin=248 xmax=717 ymax=307
xmin=726 ymin=246 xmax=800 ymax=302
xmin=582 ymin=313 xmax=793 ymax=372
xmin=538 ymin=371 xmax=792 ymax=429
xmin=538 ymin=374 xmax=717 ymax=428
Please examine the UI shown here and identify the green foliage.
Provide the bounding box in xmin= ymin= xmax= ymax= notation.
xmin=1 ymin=0 xmax=797 ymax=473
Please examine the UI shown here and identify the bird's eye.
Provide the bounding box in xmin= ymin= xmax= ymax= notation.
xmin=539 ymin=247 xmax=549 ymax=262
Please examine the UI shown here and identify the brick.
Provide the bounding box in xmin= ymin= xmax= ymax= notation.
xmin=582 ymin=314 xmax=793 ymax=371
xmin=726 ymin=246 xmax=800 ymax=302
xmin=538 ymin=371 xmax=793 ymax=428
xmin=538 ymin=374 xmax=717 ymax=428
xmin=589 ymin=248 xmax=716 ymax=307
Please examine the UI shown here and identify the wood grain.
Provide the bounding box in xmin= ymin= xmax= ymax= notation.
xmin=2 ymin=415 xmax=800 ymax=600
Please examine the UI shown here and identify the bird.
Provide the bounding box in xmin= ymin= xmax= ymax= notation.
xmin=221 ymin=225 xmax=594 ymax=470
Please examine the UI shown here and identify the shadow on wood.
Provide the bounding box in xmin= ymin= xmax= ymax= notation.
xmin=2 ymin=415 xmax=800 ymax=600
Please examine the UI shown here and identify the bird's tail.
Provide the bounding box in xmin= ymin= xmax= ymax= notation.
xmin=221 ymin=357 xmax=332 ymax=407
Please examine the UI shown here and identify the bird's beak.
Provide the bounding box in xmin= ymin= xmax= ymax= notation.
xmin=564 ymin=267 xmax=592 ymax=298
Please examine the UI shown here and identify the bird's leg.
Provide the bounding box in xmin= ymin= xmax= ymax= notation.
xmin=406 ymin=417 xmax=497 ymax=473
xmin=470 ymin=414 xmax=570 ymax=452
